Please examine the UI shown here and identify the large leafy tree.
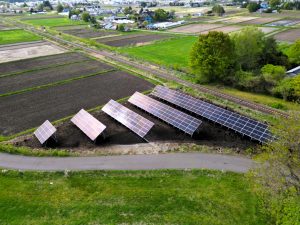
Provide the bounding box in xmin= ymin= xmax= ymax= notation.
xmin=212 ymin=5 xmax=225 ymax=16
xmin=154 ymin=9 xmax=168 ymax=22
xmin=231 ymin=26 xmax=265 ymax=71
xmin=249 ymin=113 xmax=300 ymax=224
xmin=190 ymin=31 xmax=236 ymax=83
xmin=247 ymin=2 xmax=260 ymax=12
xmin=286 ymin=40 xmax=300 ymax=64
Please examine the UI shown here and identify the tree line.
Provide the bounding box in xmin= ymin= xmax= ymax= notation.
xmin=190 ymin=27 xmax=300 ymax=102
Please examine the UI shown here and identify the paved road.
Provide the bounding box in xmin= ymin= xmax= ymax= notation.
xmin=0 ymin=152 xmax=254 ymax=173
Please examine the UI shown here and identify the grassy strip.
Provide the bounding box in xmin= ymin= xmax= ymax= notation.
xmin=0 ymin=144 xmax=72 ymax=157
xmin=0 ymin=170 xmax=266 ymax=225
xmin=0 ymin=58 xmax=91 ymax=78
xmin=0 ymin=69 xmax=116 ymax=97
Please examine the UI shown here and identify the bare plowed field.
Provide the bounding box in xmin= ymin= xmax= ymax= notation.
xmin=0 ymin=71 xmax=153 ymax=135
xmin=0 ymin=42 xmax=65 ymax=63
xmin=258 ymin=27 xmax=278 ymax=34
xmin=240 ymin=17 xmax=280 ymax=25
xmin=16 ymin=101 xmax=254 ymax=151
xmin=0 ymin=61 xmax=114 ymax=94
xmin=20 ymin=15 xmax=65 ymax=20
xmin=169 ymin=23 xmax=223 ymax=34
xmin=97 ymin=34 xmax=172 ymax=47
xmin=221 ymin=16 xmax=258 ymax=24
xmin=273 ymin=28 xmax=300 ymax=42
xmin=62 ymin=28 xmax=117 ymax=38
xmin=0 ymin=52 xmax=87 ymax=75
xmin=201 ymin=25 xmax=242 ymax=34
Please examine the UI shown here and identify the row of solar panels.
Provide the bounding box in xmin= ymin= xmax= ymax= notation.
xmin=34 ymin=86 xmax=272 ymax=145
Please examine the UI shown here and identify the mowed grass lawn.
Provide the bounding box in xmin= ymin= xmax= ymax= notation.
xmin=23 ymin=17 xmax=86 ymax=27
xmin=0 ymin=29 xmax=41 ymax=45
xmin=119 ymin=36 xmax=197 ymax=70
xmin=0 ymin=170 xmax=266 ymax=225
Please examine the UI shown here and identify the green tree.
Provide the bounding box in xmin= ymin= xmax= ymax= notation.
xmin=269 ymin=0 xmax=281 ymax=8
xmin=124 ymin=6 xmax=133 ymax=15
xmin=247 ymin=2 xmax=260 ymax=12
xmin=154 ymin=9 xmax=168 ymax=22
xmin=37 ymin=3 xmax=44 ymax=11
xmin=81 ymin=12 xmax=91 ymax=22
xmin=231 ymin=26 xmax=265 ymax=70
xmin=261 ymin=64 xmax=286 ymax=85
xmin=140 ymin=2 xmax=147 ymax=7
xmin=286 ymin=40 xmax=300 ymax=64
xmin=56 ymin=2 xmax=63 ymax=13
xmin=117 ymin=24 xmax=125 ymax=32
xmin=248 ymin=113 xmax=300 ymax=224
xmin=43 ymin=0 xmax=53 ymax=10
xmin=212 ymin=5 xmax=225 ymax=16
xmin=274 ymin=76 xmax=300 ymax=101
xmin=261 ymin=37 xmax=289 ymax=67
xmin=190 ymin=31 xmax=236 ymax=83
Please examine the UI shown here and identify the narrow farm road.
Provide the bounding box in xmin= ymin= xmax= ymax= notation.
xmin=0 ymin=152 xmax=254 ymax=173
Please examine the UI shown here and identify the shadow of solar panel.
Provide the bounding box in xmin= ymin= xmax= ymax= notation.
xmin=34 ymin=120 xmax=57 ymax=145
xmin=151 ymin=85 xmax=273 ymax=143
xmin=128 ymin=92 xmax=202 ymax=136
xmin=71 ymin=109 xmax=106 ymax=141
xmin=102 ymin=100 xmax=154 ymax=138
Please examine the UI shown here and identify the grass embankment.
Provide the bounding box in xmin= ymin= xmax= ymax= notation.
xmin=0 ymin=170 xmax=266 ymax=225
xmin=23 ymin=17 xmax=86 ymax=27
xmin=0 ymin=29 xmax=41 ymax=45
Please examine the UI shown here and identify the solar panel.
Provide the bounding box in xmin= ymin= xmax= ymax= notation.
xmin=71 ymin=109 xmax=106 ymax=141
xmin=128 ymin=92 xmax=202 ymax=136
xmin=151 ymin=85 xmax=273 ymax=143
xmin=34 ymin=120 xmax=57 ymax=144
xmin=102 ymin=100 xmax=154 ymax=138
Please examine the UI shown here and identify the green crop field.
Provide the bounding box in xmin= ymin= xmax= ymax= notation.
xmin=23 ymin=17 xmax=86 ymax=27
xmin=0 ymin=170 xmax=266 ymax=225
xmin=0 ymin=29 xmax=41 ymax=45
xmin=119 ymin=36 xmax=197 ymax=70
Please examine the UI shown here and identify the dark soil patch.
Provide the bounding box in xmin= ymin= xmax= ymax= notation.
xmin=0 ymin=71 xmax=153 ymax=135
xmin=62 ymin=28 xmax=117 ymax=38
xmin=16 ymin=101 xmax=255 ymax=151
xmin=97 ymin=34 xmax=173 ymax=47
xmin=273 ymin=28 xmax=300 ymax=42
xmin=0 ymin=52 xmax=88 ymax=76
xmin=0 ymin=60 xmax=114 ymax=94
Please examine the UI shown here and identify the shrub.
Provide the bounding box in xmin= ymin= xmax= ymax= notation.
xmin=261 ymin=64 xmax=286 ymax=86
xmin=273 ymin=76 xmax=300 ymax=102
xmin=247 ymin=2 xmax=260 ymax=12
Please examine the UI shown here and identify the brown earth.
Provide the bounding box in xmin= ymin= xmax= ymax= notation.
xmin=0 ymin=60 xmax=114 ymax=94
xmin=0 ymin=71 xmax=153 ymax=135
xmin=273 ymin=28 xmax=300 ymax=42
xmin=14 ymin=102 xmax=256 ymax=152
xmin=61 ymin=28 xmax=117 ymax=38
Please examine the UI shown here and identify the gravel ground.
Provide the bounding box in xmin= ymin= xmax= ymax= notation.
xmin=0 ymin=71 xmax=153 ymax=135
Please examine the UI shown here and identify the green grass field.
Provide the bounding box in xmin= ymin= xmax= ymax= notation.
xmin=0 ymin=170 xmax=266 ymax=225
xmin=23 ymin=17 xmax=86 ymax=27
xmin=0 ymin=29 xmax=41 ymax=45
xmin=119 ymin=36 xmax=197 ymax=70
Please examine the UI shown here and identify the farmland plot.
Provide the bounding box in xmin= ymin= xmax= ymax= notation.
xmin=0 ymin=71 xmax=153 ymax=135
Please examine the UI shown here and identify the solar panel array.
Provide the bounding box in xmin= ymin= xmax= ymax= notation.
xmin=71 ymin=109 xmax=106 ymax=141
xmin=34 ymin=120 xmax=57 ymax=144
xmin=152 ymin=85 xmax=272 ymax=143
xmin=102 ymin=99 xmax=154 ymax=138
xmin=128 ymin=92 xmax=202 ymax=136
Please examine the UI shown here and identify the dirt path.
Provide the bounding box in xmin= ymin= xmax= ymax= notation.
xmin=0 ymin=152 xmax=254 ymax=172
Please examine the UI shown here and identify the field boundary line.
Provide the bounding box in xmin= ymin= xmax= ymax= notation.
xmin=0 ymin=59 xmax=91 ymax=78
xmin=0 ymin=69 xmax=117 ymax=98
